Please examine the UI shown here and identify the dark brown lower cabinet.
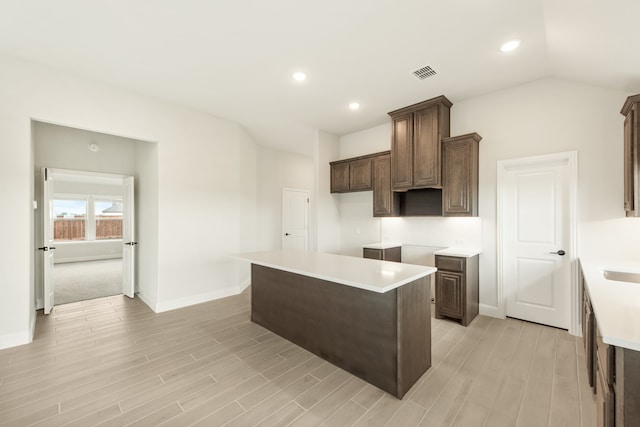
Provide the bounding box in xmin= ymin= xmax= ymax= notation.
xmin=363 ymin=245 xmax=401 ymax=262
xmin=434 ymin=254 xmax=479 ymax=326
xmin=250 ymin=264 xmax=431 ymax=399
xmin=581 ymin=262 xmax=640 ymax=426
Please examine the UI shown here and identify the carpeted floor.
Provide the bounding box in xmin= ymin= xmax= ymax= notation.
xmin=54 ymin=259 xmax=123 ymax=305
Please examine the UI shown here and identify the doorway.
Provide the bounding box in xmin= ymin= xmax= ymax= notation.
xmin=33 ymin=120 xmax=157 ymax=314
xmin=497 ymin=151 xmax=578 ymax=333
xmin=282 ymin=188 xmax=310 ymax=250
xmin=41 ymin=168 xmax=136 ymax=313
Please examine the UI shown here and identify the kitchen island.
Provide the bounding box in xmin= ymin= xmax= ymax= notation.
xmin=235 ymin=250 xmax=437 ymax=399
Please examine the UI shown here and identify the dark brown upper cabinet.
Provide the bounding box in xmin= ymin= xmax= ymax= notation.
xmin=373 ymin=153 xmax=398 ymax=217
xmin=330 ymin=151 xmax=398 ymax=217
xmin=442 ymin=133 xmax=481 ymax=217
xmin=330 ymin=151 xmax=387 ymax=194
xmin=330 ymin=155 xmax=371 ymax=193
xmin=388 ymin=96 xmax=452 ymax=191
xmin=621 ymin=94 xmax=640 ymax=217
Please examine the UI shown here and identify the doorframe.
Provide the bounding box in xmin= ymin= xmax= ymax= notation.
xmin=282 ymin=187 xmax=310 ymax=251
xmin=38 ymin=168 xmax=134 ymax=310
xmin=496 ymin=151 xmax=579 ymax=335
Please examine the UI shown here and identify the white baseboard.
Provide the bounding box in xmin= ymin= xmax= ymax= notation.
xmin=136 ymin=291 xmax=156 ymax=312
xmin=30 ymin=310 xmax=36 ymax=341
xmin=479 ymin=303 xmax=504 ymax=319
xmin=0 ymin=329 xmax=32 ymax=350
xmin=154 ymin=279 xmax=251 ymax=313
xmin=55 ymin=254 xmax=122 ymax=264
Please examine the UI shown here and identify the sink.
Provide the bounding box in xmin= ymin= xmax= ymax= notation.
xmin=602 ymin=270 xmax=640 ymax=284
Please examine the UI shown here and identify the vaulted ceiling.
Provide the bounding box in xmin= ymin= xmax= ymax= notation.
xmin=1 ymin=0 xmax=638 ymax=154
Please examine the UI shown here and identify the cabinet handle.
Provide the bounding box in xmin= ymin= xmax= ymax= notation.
xmin=549 ymin=250 xmax=566 ymax=256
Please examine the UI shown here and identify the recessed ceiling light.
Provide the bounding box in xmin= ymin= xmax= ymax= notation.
xmin=292 ymin=71 xmax=306 ymax=81
xmin=500 ymin=40 xmax=520 ymax=52
xmin=349 ymin=102 xmax=360 ymax=111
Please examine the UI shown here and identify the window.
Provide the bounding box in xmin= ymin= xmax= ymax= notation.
xmin=53 ymin=199 xmax=87 ymax=241
xmin=53 ymin=196 xmax=123 ymax=241
xmin=95 ymin=200 xmax=123 ymax=240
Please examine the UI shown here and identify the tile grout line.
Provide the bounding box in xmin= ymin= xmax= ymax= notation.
xmin=412 ymin=317 xmax=501 ymax=426
xmin=510 ymin=323 xmax=542 ymax=427
xmin=546 ymin=329 xmax=559 ymax=427
xmin=448 ymin=317 xmax=507 ymax=427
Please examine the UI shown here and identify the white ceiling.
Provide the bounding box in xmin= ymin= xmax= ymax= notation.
xmin=1 ymin=0 xmax=639 ymax=155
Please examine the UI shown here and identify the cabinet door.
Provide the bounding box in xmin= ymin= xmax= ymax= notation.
xmin=391 ymin=113 xmax=413 ymax=190
xmin=350 ymin=158 xmax=373 ymax=191
xmin=596 ymin=357 xmax=615 ymax=427
xmin=442 ymin=135 xmax=479 ymax=216
xmin=330 ymin=162 xmax=350 ymax=193
xmin=583 ymin=287 xmax=595 ymax=388
xmin=413 ymin=106 xmax=441 ymax=188
xmin=373 ymin=155 xmax=397 ymax=217
xmin=436 ymin=271 xmax=464 ymax=319
xmin=624 ymin=109 xmax=635 ymax=214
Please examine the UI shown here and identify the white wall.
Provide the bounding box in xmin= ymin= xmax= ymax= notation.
xmin=135 ymin=140 xmax=159 ymax=308
xmin=256 ymin=146 xmax=314 ymax=251
xmin=34 ymin=121 xmax=138 ymax=174
xmin=0 ymin=53 xmax=259 ymax=349
xmin=54 ymin=241 xmax=123 ymax=263
xmin=314 ymin=130 xmax=341 ymax=253
xmin=337 ymin=78 xmax=640 ymax=316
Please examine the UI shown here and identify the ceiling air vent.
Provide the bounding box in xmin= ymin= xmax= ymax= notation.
xmin=411 ymin=65 xmax=437 ymax=80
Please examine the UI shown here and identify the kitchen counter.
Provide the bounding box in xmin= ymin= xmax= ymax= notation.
xmin=362 ymin=242 xmax=402 ymax=250
xmin=581 ymin=259 xmax=640 ymax=351
xmin=235 ymin=250 xmax=436 ymax=293
xmin=434 ymin=247 xmax=481 ymax=258
xmin=235 ymin=249 xmax=436 ymax=398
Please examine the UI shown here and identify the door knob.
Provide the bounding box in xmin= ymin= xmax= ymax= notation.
xmin=284 ymin=233 xmax=291 ymax=236
xmin=549 ymin=250 xmax=566 ymax=256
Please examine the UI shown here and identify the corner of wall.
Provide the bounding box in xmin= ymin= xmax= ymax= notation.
xmin=0 ymin=329 xmax=32 ymax=351
xmin=478 ymin=303 xmax=503 ymax=319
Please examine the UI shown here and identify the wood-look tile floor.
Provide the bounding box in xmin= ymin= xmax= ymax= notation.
xmin=0 ymin=291 xmax=595 ymax=426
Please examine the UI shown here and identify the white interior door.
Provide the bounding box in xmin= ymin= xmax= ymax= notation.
xmin=41 ymin=168 xmax=56 ymax=314
xmin=282 ymin=188 xmax=309 ymax=251
xmin=122 ymin=176 xmax=136 ymax=298
xmin=501 ymin=155 xmax=574 ymax=329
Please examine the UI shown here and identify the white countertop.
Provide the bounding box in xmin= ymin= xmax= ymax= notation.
xmin=234 ymin=250 xmax=437 ymax=293
xmin=362 ymin=242 xmax=402 ymax=250
xmin=581 ymin=259 xmax=640 ymax=351
xmin=434 ymin=247 xmax=481 ymax=258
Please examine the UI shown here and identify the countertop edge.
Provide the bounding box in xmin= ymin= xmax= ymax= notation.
xmin=233 ymin=251 xmax=437 ymax=294
xmin=581 ymin=259 xmax=640 ymax=352
xmin=434 ymin=248 xmax=481 ymax=258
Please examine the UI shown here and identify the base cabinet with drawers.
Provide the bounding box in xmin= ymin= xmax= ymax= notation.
xmin=581 ymin=264 xmax=640 ymax=426
xmin=362 ymin=245 xmax=401 ymax=263
xmin=434 ymin=254 xmax=479 ymax=326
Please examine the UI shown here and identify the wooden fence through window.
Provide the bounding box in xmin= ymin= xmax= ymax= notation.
xmin=54 ymin=217 xmax=122 ymax=240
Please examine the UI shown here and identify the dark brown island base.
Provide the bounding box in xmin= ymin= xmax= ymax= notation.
xmin=235 ymin=250 xmax=437 ymax=399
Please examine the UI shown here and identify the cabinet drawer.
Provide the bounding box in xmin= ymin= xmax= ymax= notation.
xmin=435 ymin=255 xmax=464 ymax=272
xmin=363 ymin=248 xmax=383 ymax=260
xmin=596 ymin=325 xmax=615 ymax=386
